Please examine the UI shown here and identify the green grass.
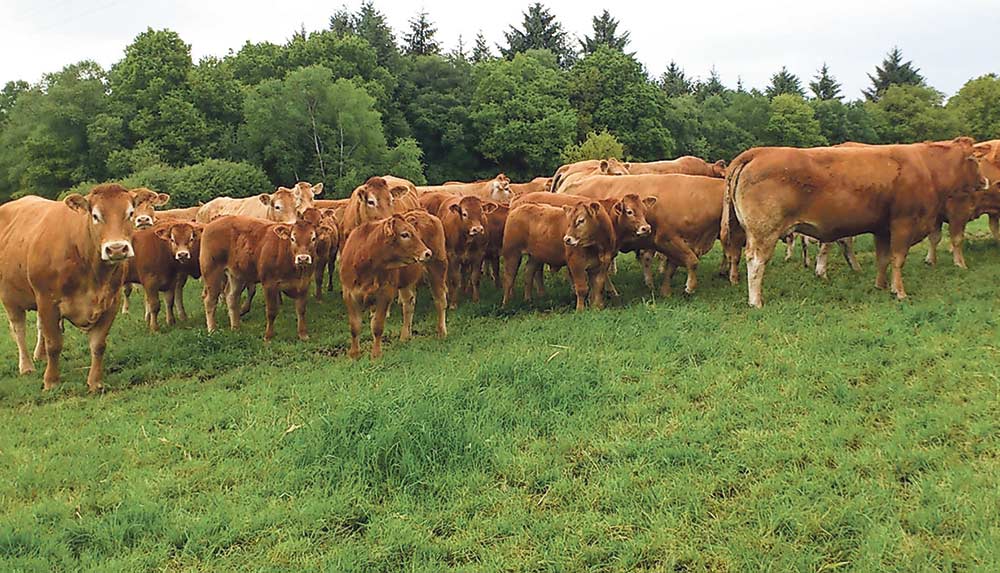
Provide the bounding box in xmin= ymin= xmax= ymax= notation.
xmin=1 ymin=221 xmax=999 ymax=572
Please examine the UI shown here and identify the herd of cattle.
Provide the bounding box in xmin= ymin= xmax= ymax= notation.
xmin=1 ymin=136 xmax=999 ymax=392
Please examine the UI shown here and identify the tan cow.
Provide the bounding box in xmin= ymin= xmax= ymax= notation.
xmin=339 ymin=215 xmax=434 ymax=359
xmin=551 ymin=158 xmax=631 ymax=192
xmin=556 ymin=159 xmax=631 ymax=193
xmin=292 ymin=181 xmax=324 ymax=212
xmin=0 ymin=185 xmax=158 ymax=392
xmin=972 ymin=140 xmax=1000 ymax=241
xmin=123 ymin=221 xmax=202 ymax=332
xmin=627 ymin=157 xmax=727 ymax=178
xmin=201 ymin=214 xmax=319 ymax=341
xmin=302 ymin=208 xmax=340 ymax=300
xmin=341 ymin=176 xmax=421 ymax=239
xmin=419 ymin=173 xmax=512 ymax=203
xmin=419 ymin=192 xmax=495 ymax=307
xmin=483 ymin=202 xmax=509 ymax=289
xmin=724 ymin=138 xmax=986 ymax=307
xmin=196 ymin=187 xmax=300 ymax=224
xmin=509 ymin=177 xmax=553 ymax=197
xmin=130 ymin=188 xmax=171 ymax=229
xmin=156 ymin=206 xmax=201 ymax=222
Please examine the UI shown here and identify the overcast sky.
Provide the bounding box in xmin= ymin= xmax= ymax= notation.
xmin=2 ymin=0 xmax=997 ymax=99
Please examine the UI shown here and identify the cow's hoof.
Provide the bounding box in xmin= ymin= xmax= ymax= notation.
xmin=19 ymin=364 xmax=35 ymax=375
xmin=87 ymin=383 xmax=105 ymax=395
xmin=298 ymin=334 xmax=310 ymax=342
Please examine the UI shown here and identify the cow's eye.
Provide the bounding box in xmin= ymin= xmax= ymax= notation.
xmin=400 ymin=231 xmax=411 ymax=239
xmin=275 ymin=205 xmax=282 ymax=211
xmin=290 ymin=235 xmax=296 ymax=243
xmin=577 ymin=218 xmax=585 ymax=226
xmin=626 ymin=209 xmax=634 ymax=216
xmin=92 ymin=212 xmax=101 ymax=223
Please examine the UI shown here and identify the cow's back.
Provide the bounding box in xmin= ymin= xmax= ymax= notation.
xmin=197 ymin=197 xmax=268 ymax=223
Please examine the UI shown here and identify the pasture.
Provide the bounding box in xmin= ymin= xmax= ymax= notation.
xmin=1 ymin=224 xmax=998 ymax=572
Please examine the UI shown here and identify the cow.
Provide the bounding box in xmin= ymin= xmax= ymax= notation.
xmin=973 ymin=140 xmax=1000 ymax=241
xmin=551 ymin=158 xmax=630 ymax=192
xmin=339 ymin=215 xmax=434 ymax=359
xmin=302 ymin=208 xmax=340 ymax=300
xmin=723 ymin=138 xmax=987 ymax=307
xmin=627 ymin=157 xmax=727 ymax=178
xmin=123 ymin=221 xmax=202 ymax=332
xmin=200 ymin=213 xmax=319 ymax=341
xmin=419 ymin=173 xmax=512 ymax=203
xmin=196 ymin=187 xmax=300 ymax=224
xmin=0 ymin=185 xmax=159 ymax=392
xmin=341 ymin=176 xmax=420 ymax=239
xmin=396 ymin=210 xmax=449 ymax=339
xmin=509 ymin=177 xmax=553 ymax=197
xmin=131 ymin=188 xmax=172 ymax=229
xmin=782 ymin=233 xmax=862 ymax=278
xmin=292 ymin=181 xmax=324 ymax=212
xmin=419 ymin=192 xmax=495 ymax=307
xmin=571 ymin=174 xmax=745 ymax=296
xmin=556 ymin=159 xmax=631 ymax=193
xmin=483 ymin=202 xmax=509 ymax=289
xmin=502 ymin=202 xmax=616 ymax=311
xmin=156 ymin=205 xmax=201 ymax=222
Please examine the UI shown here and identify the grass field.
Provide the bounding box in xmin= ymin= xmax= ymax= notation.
xmin=1 ymin=222 xmax=999 ymax=572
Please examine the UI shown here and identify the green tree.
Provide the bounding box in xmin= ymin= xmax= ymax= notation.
xmin=947 ymin=74 xmax=1000 ymax=141
xmin=385 ymin=137 xmax=427 ymax=184
xmin=580 ymin=10 xmax=630 ymax=55
xmin=561 ymin=130 xmax=625 ymax=163
xmin=809 ymin=63 xmax=842 ymax=101
xmin=404 ymin=10 xmax=440 ymax=56
xmin=661 ymin=61 xmax=692 ymax=97
xmin=353 ymin=1 xmax=403 ymax=71
xmin=694 ymin=68 xmax=726 ymax=100
xmin=501 ymin=3 xmax=576 ymax=68
xmin=766 ymin=66 xmax=804 ymax=98
xmin=763 ymin=94 xmax=827 ymax=147
xmin=125 ymin=159 xmax=271 ymax=207
xmin=472 ymin=32 xmax=492 ymax=63
xmin=226 ymin=41 xmax=285 ymax=86
xmin=189 ymin=56 xmax=244 ymax=159
xmin=0 ymin=80 xmax=30 ymax=127
xmin=864 ymin=47 xmax=924 ymax=102
xmin=867 ymin=84 xmax=961 ymax=143
xmin=470 ymin=52 xmax=577 ymax=179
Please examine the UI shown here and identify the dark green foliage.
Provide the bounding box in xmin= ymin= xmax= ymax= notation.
xmin=947 ymin=74 xmax=1000 ymax=141
xmin=661 ymin=61 xmax=692 ymax=97
xmin=471 ymin=32 xmax=492 ymax=64
xmin=864 ymin=47 xmax=925 ymax=102
xmin=124 ymin=159 xmax=271 ymax=207
xmin=866 ymin=85 xmax=962 ymax=143
xmin=580 ymin=10 xmax=631 ymax=55
xmin=501 ymin=3 xmax=576 ymax=68
xmin=766 ymin=66 xmax=805 ymax=98
xmin=694 ymin=67 xmax=726 ymax=100
xmin=810 ymin=63 xmax=842 ymax=101
xmin=403 ymin=10 xmax=440 ymax=56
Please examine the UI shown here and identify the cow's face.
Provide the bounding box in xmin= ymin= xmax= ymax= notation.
xmin=712 ymin=160 xmax=728 ymax=178
xmin=274 ymin=219 xmax=318 ymax=268
xmin=259 ymin=188 xmax=298 ymax=224
xmin=355 ymin=177 xmax=396 ymax=220
xmin=383 ymin=214 xmax=432 ymax=267
xmin=293 ymin=181 xmax=323 ymax=214
xmin=449 ymin=196 xmax=495 ymax=238
xmin=973 ymin=142 xmax=1000 ymax=189
xmin=561 ymin=201 xmax=606 ymax=248
xmin=65 ymin=184 xmax=154 ymax=262
xmin=131 ymin=188 xmax=170 ymax=229
xmin=489 ymin=173 xmax=512 ymax=203
xmin=609 ymin=193 xmax=655 ymax=238
xmin=154 ymin=222 xmax=201 ymax=263
xmin=599 ymin=158 xmax=630 ymax=176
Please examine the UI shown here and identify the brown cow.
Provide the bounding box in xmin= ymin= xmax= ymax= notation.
xmin=509 ymin=177 xmax=553 ymax=197
xmin=196 ymin=187 xmax=300 ymax=224
xmin=551 ymin=158 xmax=630 ymax=192
xmin=201 ymin=214 xmax=319 ymax=341
xmin=339 ymin=215 xmax=434 ymax=359
xmin=302 ymin=208 xmax=340 ymax=300
xmin=502 ymin=202 xmax=616 ymax=311
xmin=483 ymin=202 xmax=509 ymax=288
xmin=131 ymin=188 xmax=171 ymax=229
xmin=973 ymin=140 xmax=1000 ymax=240
xmin=419 ymin=192 xmax=495 ymax=307
xmin=156 ymin=206 xmax=201 ymax=222
xmin=557 ymin=159 xmax=631 ymax=193
xmin=724 ymin=138 xmax=986 ymax=307
xmin=0 ymin=185 xmax=158 ymax=392
xmin=419 ymin=173 xmax=512 ymax=203
xmin=396 ymin=210 xmax=449 ymax=339
xmin=292 ymin=181 xmax=324 ymax=212
xmin=341 ymin=176 xmax=420 ymax=239
xmin=628 ymin=157 xmax=727 ymax=178
xmin=572 ymin=174 xmax=745 ymax=296
xmin=123 ymin=221 xmax=202 ymax=332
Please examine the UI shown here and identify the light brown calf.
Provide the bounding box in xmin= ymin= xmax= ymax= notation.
xmin=420 ymin=192 xmax=495 ymax=306
xmin=123 ymin=221 xmax=202 ymax=332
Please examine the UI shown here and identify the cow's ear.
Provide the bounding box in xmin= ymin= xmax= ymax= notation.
xmin=482 ymin=201 xmax=498 ymax=214
xmin=389 ymin=185 xmax=409 ymax=199
xmin=562 ymin=205 xmax=575 ymax=217
xmin=382 ymin=217 xmax=397 ymax=238
xmin=973 ymin=143 xmax=993 ymax=159
xmin=714 ymin=160 xmax=727 ymax=169
xmin=600 ymin=160 xmax=609 ymax=173
xmin=312 ymin=183 xmax=323 ymax=196
xmin=642 ymin=196 xmax=658 ymax=208
xmin=132 ymin=188 xmax=158 ymax=206
xmin=449 ymin=203 xmax=462 ymax=214
xmin=154 ymin=227 xmax=173 ymax=241
xmin=273 ymin=225 xmax=292 ymax=240
xmin=258 ymin=194 xmax=272 ymax=206
xmin=498 ymin=173 xmax=509 ymax=183
xmin=193 ymin=226 xmax=204 ymax=239
xmin=64 ymin=193 xmax=90 ymax=213
xmin=321 ymin=208 xmax=338 ymax=221
xmin=587 ymin=201 xmax=602 ymax=216
xmin=154 ymin=193 xmax=170 ymax=206
xmin=623 ymin=162 xmax=631 ymax=170
xmin=608 ymin=199 xmax=623 ymax=215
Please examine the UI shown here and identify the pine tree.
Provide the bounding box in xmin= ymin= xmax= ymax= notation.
xmin=809 ymin=63 xmax=842 ymax=100
xmin=766 ymin=66 xmax=805 ymax=98
xmin=501 ymin=2 xmax=576 ymax=68
xmin=579 ymin=10 xmax=631 ymax=54
xmin=864 ymin=47 xmax=924 ymax=102
xmin=471 ymin=31 xmax=492 ymax=63
xmin=450 ymin=35 xmax=467 ymax=62
xmin=694 ymin=67 xmax=726 ymax=100
xmin=404 ymin=10 xmax=440 ymax=56
xmin=328 ymin=8 xmax=353 ymax=37
xmin=354 ymin=1 xmax=401 ymax=68
xmin=660 ymin=61 xmax=692 ymax=97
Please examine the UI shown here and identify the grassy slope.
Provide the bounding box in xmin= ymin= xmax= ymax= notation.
xmin=0 ymin=223 xmax=998 ymax=572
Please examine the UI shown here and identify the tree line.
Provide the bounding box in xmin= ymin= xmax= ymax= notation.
xmin=1 ymin=2 xmax=998 ymax=206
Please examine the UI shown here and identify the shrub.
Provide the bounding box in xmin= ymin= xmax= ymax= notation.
xmin=124 ymin=159 xmax=271 ymax=207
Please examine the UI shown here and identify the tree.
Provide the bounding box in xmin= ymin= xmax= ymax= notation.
xmin=766 ymin=66 xmax=804 ymax=98
xmin=694 ymin=67 xmax=726 ymax=100
xmin=404 ymin=10 xmax=440 ymax=56
xmin=189 ymin=56 xmax=244 ymax=159
xmin=561 ymin=130 xmax=624 ymax=163
xmin=472 ymin=32 xmax=492 ymax=63
xmin=0 ymin=80 xmax=29 ymax=127
xmin=864 ymin=47 xmax=924 ymax=102
xmin=809 ymin=63 xmax=842 ymax=101
xmin=501 ymin=3 xmax=576 ymax=68
xmin=226 ymin=41 xmax=285 ymax=86
xmin=763 ymin=94 xmax=827 ymax=147
xmin=353 ymin=1 xmax=403 ymax=71
xmin=867 ymin=84 xmax=961 ymax=143
xmin=948 ymin=74 xmax=1000 ymax=141
xmin=580 ymin=10 xmax=630 ymax=55
xmin=661 ymin=61 xmax=692 ymax=97
xmin=470 ymin=52 xmax=577 ymax=179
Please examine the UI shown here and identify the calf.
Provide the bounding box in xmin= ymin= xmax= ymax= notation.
xmin=303 ymin=208 xmax=340 ymax=299
xmin=420 ymin=192 xmax=495 ymax=306
xmin=292 ymin=181 xmax=324 ymax=212
xmin=483 ymin=202 xmax=509 ymax=289
xmin=201 ymin=214 xmax=319 ymax=341
xmin=341 ymin=176 xmax=419 ymax=239
xmin=502 ymin=202 xmax=616 ymax=311
xmin=339 ymin=215 xmax=434 ymax=359
xmin=196 ymin=187 xmax=299 ymax=224
xmin=132 ymin=188 xmax=172 ymax=229
xmin=123 ymin=221 xmax=202 ymax=332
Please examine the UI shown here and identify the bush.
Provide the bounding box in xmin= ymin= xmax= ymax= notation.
xmin=124 ymin=159 xmax=271 ymax=207
xmin=561 ymin=130 xmax=625 ymax=163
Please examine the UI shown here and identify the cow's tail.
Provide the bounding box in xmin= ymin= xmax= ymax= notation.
xmin=721 ymin=157 xmax=748 ymax=247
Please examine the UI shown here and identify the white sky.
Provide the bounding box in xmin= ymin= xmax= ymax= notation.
xmin=2 ymin=0 xmax=997 ymax=99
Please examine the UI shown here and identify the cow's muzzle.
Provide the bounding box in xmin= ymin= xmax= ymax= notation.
xmin=637 ymin=224 xmax=652 ymax=236
xmin=135 ymin=216 xmax=154 ymax=229
xmin=563 ymin=235 xmax=579 ymax=246
xmin=102 ymin=241 xmax=134 ymax=262
xmin=175 ymin=250 xmax=191 ymax=262
xmin=469 ymin=225 xmax=484 ymax=236
xmin=417 ymin=249 xmax=433 ymax=262
xmin=295 ymin=254 xmax=313 ymax=266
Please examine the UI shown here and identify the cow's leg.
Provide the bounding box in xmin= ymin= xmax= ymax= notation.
xmin=589 ymin=266 xmax=608 ymax=310
xmin=533 ymin=264 xmax=546 ymax=297
xmin=447 ymin=257 xmax=461 ymax=309
xmin=294 ymin=292 xmax=309 ymax=341
xmin=36 ymin=301 xmax=63 ymax=391
xmin=726 ymin=244 xmax=742 ymax=285
xmin=426 ymin=259 xmax=448 ymax=338
xmin=174 ymin=274 xmax=189 ymax=321
xmin=85 ymin=309 xmax=116 ymax=394
xmin=568 ymin=262 xmax=589 ymax=312
xmin=202 ymin=269 xmax=225 ymax=333
xmin=489 ymin=255 xmax=501 ymax=289
xmin=345 ymin=294 xmax=363 ymax=359
xmin=397 ymin=285 xmax=416 ymax=342
xmin=240 ymin=284 xmax=256 ymax=316
xmin=262 ymin=286 xmax=280 ymax=341
xmin=874 ymin=234 xmax=891 ymax=291
xmin=660 ymin=262 xmax=676 ymax=297
xmin=815 ymin=243 xmax=830 ymax=279
xmin=226 ymin=276 xmax=246 ymax=331
xmin=327 ymin=255 xmax=337 ymax=292
xmin=800 ymin=235 xmax=811 ymax=268
xmin=501 ymin=252 xmax=520 ymax=306
xmin=990 ymin=215 xmax=1000 ymax=241
xmin=658 ymin=236 xmax=701 ymax=295
xmin=121 ymin=283 xmax=132 ymax=314
xmin=889 ymin=235 xmax=910 ymax=300
xmin=522 ymin=258 xmax=539 ymax=302
xmin=745 ymin=234 xmax=777 ymax=308
xmin=924 ymin=227 xmax=940 ymax=266
xmin=370 ymin=293 xmax=392 ymax=359
xmin=4 ymin=305 xmax=33 ymax=374
xmin=638 ymin=250 xmax=656 ymax=289
xmin=32 ymin=319 xmax=45 ymax=362
xmin=144 ymin=284 xmax=161 ymax=333
xmin=949 ymin=220 xmax=969 ymax=269
xmin=783 ymin=235 xmax=794 ymax=262
xmin=841 ymin=237 xmax=862 ymax=271
xmin=470 ymin=256 xmax=483 ymax=303
xmin=314 ymin=263 xmax=325 ymax=301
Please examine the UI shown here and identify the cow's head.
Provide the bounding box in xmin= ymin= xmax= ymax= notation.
xmin=599 ymin=158 xmax=630 ymax=176
xmin=131 ymin=187 xmax=170 ymax=229
xmin=259 ymin=187 xmax=299 ymax=223
xmin=65 ymin=184 xmax=158 ymax=263
xmin=973 ymin=142 xmax=1000 ymax=190
xmin=712 ymin=160 xmax=728 ymax=178
xmin=302 ymin=207 xmax=340 ymax=249
xmin=489 ymin=173 xmax=512 ymax=203
xmin=273 ymin=217 xmax=319 ymax=268
xmin=293 ymin=181 xmax=324 ymax=214
xmin=154 ymin=221 xmax=202 ymax=263
xmin=603 ymin=193 xmax=656 ymax=238
xmin=354 ymin=177 xmax=398 ymax=220
xmin=561 ymin=201 xmax=609 ymax=248
xmin=382 ymin=214 xmax=432 ymax=267
xmin=449 ymin=196 xmax=496 ymax=238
